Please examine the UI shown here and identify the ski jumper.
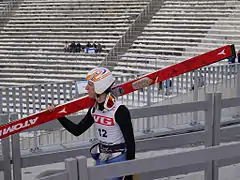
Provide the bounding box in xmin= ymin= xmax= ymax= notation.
xmin=57 ymin=101 xmax=135 ymax=180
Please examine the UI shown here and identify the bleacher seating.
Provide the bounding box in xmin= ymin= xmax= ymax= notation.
xmin=0 ymin=0 xmax=150 ymax=87
xmin=0 ymin=0 xmax=12 ymax=13
xmin=0 ymin=0 xmax=240 ymax=86
xmin=113 ymin=0 xmax=240 ymax=76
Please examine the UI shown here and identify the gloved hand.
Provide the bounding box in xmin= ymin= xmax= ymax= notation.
xmin=99 ymin=153 xmax=112 ymax=162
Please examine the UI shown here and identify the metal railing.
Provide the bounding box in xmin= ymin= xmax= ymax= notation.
xmin=1 ymin=93 xmax=240 ymax=180
xmin=0 ymin=63 xmax=239 ymax=117
xmin=101 ymin=0 xmax=162 ymax=67
xmin=0 ymin=63 xmax=239 ymax=151
xmin=38 ymin=142 xmax=240 ymax=180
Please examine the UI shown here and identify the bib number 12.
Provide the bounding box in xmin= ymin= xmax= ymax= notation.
xmin=98 ymin=128 xmax=107 ymax=137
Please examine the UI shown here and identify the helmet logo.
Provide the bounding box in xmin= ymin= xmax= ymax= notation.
xmin=86 ymin=69 xmax=111 ymax=82
xmin=86 ymin=67 xmax=114 ymax=94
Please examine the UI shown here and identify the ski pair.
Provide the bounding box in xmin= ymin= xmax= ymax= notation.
xmin=0 ymin=44 xmax=235 ymax=139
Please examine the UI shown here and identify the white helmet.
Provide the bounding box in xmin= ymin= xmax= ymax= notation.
xmin=86 ymin=67 xmax=115 ymax=94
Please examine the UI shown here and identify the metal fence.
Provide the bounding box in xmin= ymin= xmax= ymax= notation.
xmin=1 ymin=93 xmax=240 ymax=180
xmin=1 ymin=63 xmax=239 ymax=116
xmin=0 ymin=63 xmax=239 ymax=151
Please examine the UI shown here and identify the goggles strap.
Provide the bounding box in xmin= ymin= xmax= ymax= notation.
xmin=103 ymin=92 xmax=116 ymax=111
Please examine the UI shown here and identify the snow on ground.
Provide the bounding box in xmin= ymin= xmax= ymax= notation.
xmin=1 ymin=141 xmax=240 ymax=180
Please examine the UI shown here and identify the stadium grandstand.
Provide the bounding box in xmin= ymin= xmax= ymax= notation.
xmin=0 ymin=0 xmax=240 ymax=180
xmin=0 ymin=0 xmax=239 ymax=86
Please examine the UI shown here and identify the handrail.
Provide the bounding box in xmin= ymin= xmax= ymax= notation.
xmin=100 ymin=0 xmax=157 ymax=67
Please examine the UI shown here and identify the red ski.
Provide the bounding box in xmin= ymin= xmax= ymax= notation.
xmin=0 ymin=44 xmax=235 ymax=139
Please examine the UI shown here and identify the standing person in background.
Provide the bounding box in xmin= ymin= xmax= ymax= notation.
xmin=237 ymin=49 xmax=240 ymax=63
xmin=158 ymin=81 xmax=163 ymax=94
xmin=96 ymin=42 xmax=103 ymax=53
xmin=164 ymin=79 xmax=172 ymax=95
xmin=69 ymin=41 xmax=76 ymax=53
xmin=86 ymin=41 xmax=92 ymax=48
xmin=93 ymin=41 xmax=97 ymax=49
xmin=63 ymin=41 xmax=70 ymax=52
xmin=76 ymin=42 xmax=82 ymax=53
xmin=48 ymin=67 xmax=135 ymax=180
xmin=227 ymin=55 xmax=235 ymax=64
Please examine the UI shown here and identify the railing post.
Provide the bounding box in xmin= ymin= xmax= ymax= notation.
xmin=65 ymin=158 xmax=78 ymax=180
xmin=236 ymin=64 xmax=240 ymax=97
xmin=212 ymin=93 xmax=222 ymax=180
xmin=0 ymin=114 xmax=12 ymax=180
xmin=192 ymin=70 xmax=199 ymax=125
xmin=233 ymin=64 xmax=240 ymax=117
xmin=145 ymin=86 xmax=151 ymax=133
xmin=76 ymin=156 xmax=89 ymax=180
xmin=204 ymin=93 xmax=222 ymax=180
xmin=204 ymin=93 xmax=214 ymax=180
xmin=10 ymin=113 xmax=22 ymax=180
xmin=212 ymin=93 xmax=221 ymax=146
xmin=33 ymin=130 xmax=39 ymax=152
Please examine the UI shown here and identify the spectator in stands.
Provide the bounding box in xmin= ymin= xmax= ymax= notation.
xmin=96 ymin=42 xmax=103 ymax=53
xmin=81 ymin=45 xmax=85 ymax=52
xmin=227 ymin=55 xmax=235 ymax=64
xmin=47 ymin=67 xmax=135 ymax=180
xmin=191 ymin=74 xmax=204 ymax=91
xmin=165 ymin=79 xmax=172 ymax=95
xmin=158 ymin=81 xmax=163 ymax=94
xmin=76 ymin=42 xmax=82 ymax=53
xmin=84 ymin=42 xmax=92 ymax=53
xmin=86 ymin=41 xmax=92 ymax=48
xmin=63 ymin=41 xmax=70 ymax=52
xmin=237 ymin=50 xmax=240 ymax=63
xmin=69 ymin=41 xmax=76 ymax=53
xmin=93 ymin=41 xmax=97 ymax=49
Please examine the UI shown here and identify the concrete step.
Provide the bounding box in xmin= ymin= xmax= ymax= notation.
xmin=1 ymin=27 xmax=129 ymax=32
xmin=0 ymin=35 xmax=122 ymax=40
xmin=0 ymin=51 xmax=107 ymax=60
xmin=0 ymin=59 xmax=101 ymax=66
xmin=0 ymin=31 xmax=125 ymax=36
